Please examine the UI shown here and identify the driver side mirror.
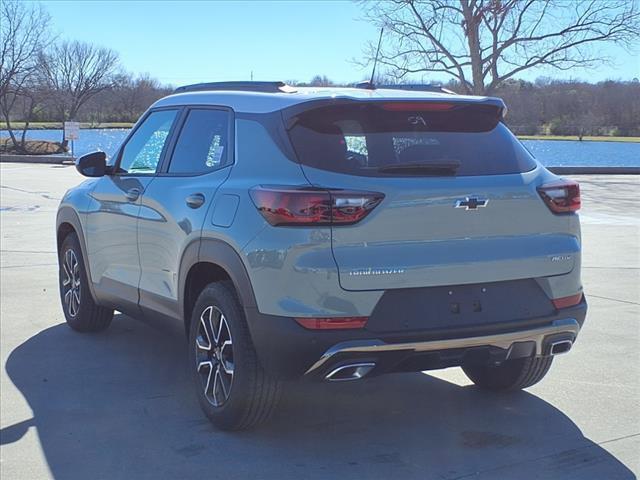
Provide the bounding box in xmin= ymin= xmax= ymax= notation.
xmin=76 ymin=151 xmax=107 ymax=177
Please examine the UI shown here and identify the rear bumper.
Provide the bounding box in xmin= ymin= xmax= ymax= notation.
xmin=245 ymin=298 xmax=587 ymax=380
xmin=305 ymin=318 xmax=579 ymax=380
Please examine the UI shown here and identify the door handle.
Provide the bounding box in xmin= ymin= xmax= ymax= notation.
xmin=186 ymin=193 xmax=205 ymax=209
xmin=125 ymin=188 xmax=141 ymax=202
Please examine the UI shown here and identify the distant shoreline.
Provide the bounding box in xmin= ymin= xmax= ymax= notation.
xmin=0 ymin=122 xmax=134 ymax=130
xmin=1 ymin=124 xmax=639 ymax=144
xmin=517 ymin=135 xmax=640 ymax=143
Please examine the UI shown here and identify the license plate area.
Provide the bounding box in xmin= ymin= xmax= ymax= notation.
xmin=367 ymin=279 xmax=554 ymax=333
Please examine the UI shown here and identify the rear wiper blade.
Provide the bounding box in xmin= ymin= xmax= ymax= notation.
xmin=377 ymin=162 xmax=460 ymax=175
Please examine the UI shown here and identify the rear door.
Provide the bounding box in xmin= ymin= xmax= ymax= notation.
xmin=286 ymin=101 xmax=578 ymax=291
xmin=137 ymin=107 xmax=233 ymax=319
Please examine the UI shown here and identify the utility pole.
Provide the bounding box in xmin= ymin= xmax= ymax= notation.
xmin=251 ymin=71 xmax=254 ymax=81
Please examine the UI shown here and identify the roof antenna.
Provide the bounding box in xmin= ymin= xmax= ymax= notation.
xmin=367 ymin=27 xmax=384 ymax=90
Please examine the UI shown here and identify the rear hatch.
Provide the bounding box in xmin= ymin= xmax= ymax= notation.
xmin=285 ymin=99 xmax=579 ymax=291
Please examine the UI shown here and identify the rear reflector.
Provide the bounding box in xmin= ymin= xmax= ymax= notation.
xmin=552 ymin=293 xmax=583 ymax=309
xmin=250 ymin=186 xmax=384 ymax=226
xmin=537 ymin=179 xmax=581 ymax=213
xmin=295 ymin=317 xmax=368 ymax=330
xmin=382 ymin=102 xmax=455 ymax=112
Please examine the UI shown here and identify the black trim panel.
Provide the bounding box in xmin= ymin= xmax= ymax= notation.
xmin=56 ymin=207 xmax=99 ymax=303
xmin=178 ymin=238 xmax=257 ymax=322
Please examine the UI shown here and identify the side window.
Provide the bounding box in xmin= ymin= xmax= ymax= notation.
xmin=118 ymin=110 xmax=177 ymax=174
xmin=168 ymin=109 xmax=231 ymax=174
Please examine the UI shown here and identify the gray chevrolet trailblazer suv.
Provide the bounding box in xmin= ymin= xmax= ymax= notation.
xmin=56 ymin=81 xmax=586 ymax=430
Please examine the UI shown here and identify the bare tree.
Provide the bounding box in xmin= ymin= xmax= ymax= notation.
xmin=39 ymin=40 xmax=119 ymax=142
xmin=113 ymin=73 xmax=167 ymax=122
xmin=360 ymin=0 xmax=640 ymax=94
xmin=0 ymin=0 xmax=51 ymax=151
xmin=309 ymin=75 xmax=335 ymax=86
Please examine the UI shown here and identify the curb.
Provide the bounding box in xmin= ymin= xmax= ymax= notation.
xmin=0 ymin=154 xmax=75 ymax=164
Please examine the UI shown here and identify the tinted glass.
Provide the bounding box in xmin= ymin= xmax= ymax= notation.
xmin=168 ymin=109 xmax=230 ymax=174
xmin=119 ymin=110 xmax=177 ymax=174
xmin=288 ymin=104 xmax=536 ymax=176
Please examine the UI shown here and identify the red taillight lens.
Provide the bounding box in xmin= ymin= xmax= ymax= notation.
xmin=250 ymin=186 xmax=384 ymax=226
xmin=552 ymin=293 xmax=583 ymax=309
xmin=537 ymin=179 xmax=581 ymax=213
xmin=295 ymin=317 xmax=368 ymax=330
xmin=382 ymin=102 xmax=455 ymax=111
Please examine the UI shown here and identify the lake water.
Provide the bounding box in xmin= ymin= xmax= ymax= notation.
xmin=6 ymin=128 xmax=640 ymax=167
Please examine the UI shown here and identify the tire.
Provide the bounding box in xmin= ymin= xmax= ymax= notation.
xmin=462 ymin=356 xmax=554 ymax=391
xmin=188 ymin=281 xmax=281 ymax=431
xmin=59 ymin=232 xmax=113 ymax=332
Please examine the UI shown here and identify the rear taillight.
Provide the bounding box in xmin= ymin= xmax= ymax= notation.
xmin=552 ymin=293 xmax=583 ymax=309
xmin=295 ymin=317 xmax=368 ymax=330
xmin=249 ymin=186 xmax=384 ymax=226
xmin=537 ymin=179 xmax=581 ymax=213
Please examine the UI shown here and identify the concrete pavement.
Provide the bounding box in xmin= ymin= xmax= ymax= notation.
xmin=1 ymin=163 xmax=638 ymax=479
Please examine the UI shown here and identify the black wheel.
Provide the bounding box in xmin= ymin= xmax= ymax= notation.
xmin=188 ymin=282 xmax=281 ymax=431
xmin=462 ymin=356 xmax=554 ymax=391
xmin=59 ymin=232 xmax=113 ymax=332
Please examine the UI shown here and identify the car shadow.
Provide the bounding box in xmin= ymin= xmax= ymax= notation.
xmin=2 ymin=314 xmax=635 ymax=480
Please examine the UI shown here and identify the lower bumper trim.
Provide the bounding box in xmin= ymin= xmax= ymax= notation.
xmin=304 ymin=318 xmax=580 ymax=376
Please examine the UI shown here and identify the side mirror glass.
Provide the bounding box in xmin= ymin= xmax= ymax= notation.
xmin=76 ymin=151 xmax=107 ymax=177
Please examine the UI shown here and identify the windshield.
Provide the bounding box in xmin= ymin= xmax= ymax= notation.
xmin=288 ymin=103 xmax=537 ymax=176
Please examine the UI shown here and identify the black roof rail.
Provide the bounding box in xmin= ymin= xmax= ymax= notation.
xmin=355 ymin=82 xmax=456 ymax=94
xmin=173 ymin=81 xmax=297 ymax=94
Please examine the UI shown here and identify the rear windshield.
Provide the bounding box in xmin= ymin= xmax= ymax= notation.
xmin=287 ymin=103 xmax=536 ymax=176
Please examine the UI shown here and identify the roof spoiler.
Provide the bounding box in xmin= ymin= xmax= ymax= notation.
xmin=173 ymin=81 xmax=297 ymax=94
xmin=355 ymin=81 xmax=456 ymax=95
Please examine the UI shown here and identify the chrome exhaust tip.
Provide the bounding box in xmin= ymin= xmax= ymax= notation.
xmin=325 ymin=362 xmax=376 ymax=382
xmin=550 ymin=339 xmax=573 ymax=356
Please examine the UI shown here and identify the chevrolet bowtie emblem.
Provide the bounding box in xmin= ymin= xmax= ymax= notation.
xmin=455 ymin=197 xmax=489 ymax=210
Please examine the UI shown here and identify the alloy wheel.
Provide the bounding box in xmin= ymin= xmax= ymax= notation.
xmin=62 ymin=249 xmax=81 ymax=317
xmin=195 ymin=305 xmax=234 ymax=407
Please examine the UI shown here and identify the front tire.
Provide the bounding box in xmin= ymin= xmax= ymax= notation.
xmin=59 ymin=232 xmax=113 ymax=332
xmin=188 ymin=282 xmax=281 ymax=431
xmin=462 ymin=356 xmax=554 ymax=391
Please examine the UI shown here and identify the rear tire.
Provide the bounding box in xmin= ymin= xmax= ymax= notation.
xmin=59 ymin=232 xmax=113 ymax=332
xmin=462 ymin=356 xmax=553 ymax=391
xmin=188 ymin=282 xmax=281 ymax=431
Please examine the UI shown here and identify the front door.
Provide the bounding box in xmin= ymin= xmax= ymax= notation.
xmin=137 ymin=107 xmax=233 ymax=319
xmin=85 ymin=108 xmax=179 ymax=311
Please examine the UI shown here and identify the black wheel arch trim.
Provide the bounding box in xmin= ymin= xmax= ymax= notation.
xmin=179 ymin=238 xmax=258 ymax=324
xmin=56 ymin=206 xmax=100 ymax=303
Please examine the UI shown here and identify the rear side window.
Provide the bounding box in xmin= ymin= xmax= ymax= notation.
xmin=168 ymin=109 xmax=231 ymax=174
xmin=287 ymin=103 xmax=536 ymax=176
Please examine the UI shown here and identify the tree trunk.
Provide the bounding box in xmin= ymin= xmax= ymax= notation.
xmin=461 ymin=1 xmax=486 ymax=95
xmin=1 ymin=110 xmax=23 ymax=153
xmin=20 ymin=122 xmax=29 ymax=148
xmin=58 ymin=106 xmax=67 ymax=144
xmin=20 ymin=97 xmax=36 ymax=150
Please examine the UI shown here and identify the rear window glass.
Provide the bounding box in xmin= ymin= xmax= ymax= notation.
xmin=287 ymin=103 xmax=536 ymax=176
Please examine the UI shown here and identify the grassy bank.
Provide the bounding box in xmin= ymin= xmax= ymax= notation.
xmin=0 ymin=122 xmax=134 ymax=130
xmin=0 ymin=137 xmax=67 ymax=155
xmin=517 ymin=135 xmax=640 ymax=143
